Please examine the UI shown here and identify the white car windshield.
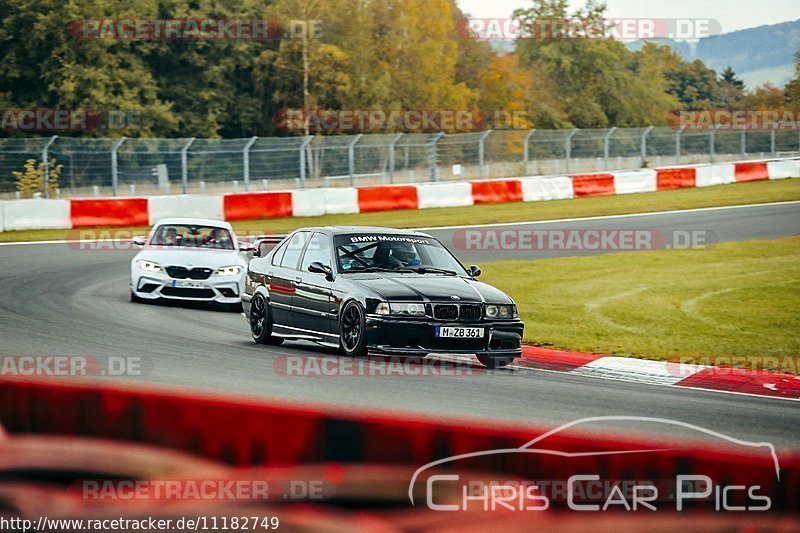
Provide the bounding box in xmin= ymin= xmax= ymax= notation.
xmin=150 ymin=224 xmax=234 ymax=250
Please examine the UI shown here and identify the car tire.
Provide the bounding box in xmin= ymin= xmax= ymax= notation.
xmin=250 ymin=294 xmax=283 ymax=346
xmin=339 ymin=301 xmax=367 ymax=356
xmin=477 ymin=355 xmax=514 ymax=369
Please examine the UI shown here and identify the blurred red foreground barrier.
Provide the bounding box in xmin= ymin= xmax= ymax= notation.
xmin=0 ymin=377 xmax=798 ymax=514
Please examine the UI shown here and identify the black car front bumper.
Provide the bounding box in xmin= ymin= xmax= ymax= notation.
xmin=364 ymin=315 xmax=524 ymax=358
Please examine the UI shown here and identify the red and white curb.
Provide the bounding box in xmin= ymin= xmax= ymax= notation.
xmin=514 ymin=346 xmax=800 ymax=400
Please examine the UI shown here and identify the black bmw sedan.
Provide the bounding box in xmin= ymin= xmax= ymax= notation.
xmin=243 ymin=227 xmax=524 ymax=368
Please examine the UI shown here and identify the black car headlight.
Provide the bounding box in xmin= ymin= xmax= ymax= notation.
xmin=485 ymin=304 xmax=517 ymax=319
xmin=374 ymin=302 xmax=426 ymax=316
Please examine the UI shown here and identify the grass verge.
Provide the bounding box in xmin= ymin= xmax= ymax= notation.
xmin=480 ymin=236 xmax=800 ymax=372
xmin=1 ymin=179 xmax=798 ymax=243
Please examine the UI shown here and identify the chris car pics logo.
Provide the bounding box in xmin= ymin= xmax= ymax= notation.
xmin=409 ymin=416 xmax=778 ymax=512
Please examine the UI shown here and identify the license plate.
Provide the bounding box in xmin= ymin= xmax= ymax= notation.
xmin=174 ymin=280 xmax=205 ymax=289
xmin=435 ymin=326 xmax=484 ymax=338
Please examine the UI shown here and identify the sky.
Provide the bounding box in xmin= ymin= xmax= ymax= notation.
xmin=457 ymin=0 xmax=800 ymax=35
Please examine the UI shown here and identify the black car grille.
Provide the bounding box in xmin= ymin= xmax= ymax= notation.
xmin=165 ymin=266 xmax=213 ymax=280
xmin=459 ymin=304 xmax=482 ymax=322
xmin=433 ymin=304 xmax=482 ymax=322
xmin=433 ymin=304 xmax=459 ymax=320
xmin=161 ymin=287 xmax=216 ymax=299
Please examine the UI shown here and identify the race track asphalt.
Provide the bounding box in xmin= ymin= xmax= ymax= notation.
xmin=1 ymin=202 xmax=798 ymax=448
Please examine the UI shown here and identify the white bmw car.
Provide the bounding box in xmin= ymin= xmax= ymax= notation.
xmin=130 ymin=218 xmax=253 ymax=310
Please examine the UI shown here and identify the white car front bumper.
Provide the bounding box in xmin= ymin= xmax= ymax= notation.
xmin=131 ymin=269 xmax=245 ymax=304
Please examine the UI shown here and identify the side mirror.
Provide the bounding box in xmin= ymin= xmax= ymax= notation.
xmin=308 ymin=261 xmax=334 ymax=280
xmin=131 ymin=236 xmax=146 ymax=247
xmin=467 ymin=265 xmax=481 ymax=278
xmin=239 ymin=241 xmax=256 ymax=253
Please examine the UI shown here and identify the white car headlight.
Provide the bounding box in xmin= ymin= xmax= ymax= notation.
xmin=374 ymin=302 xmax=391 ymax=315
xmin=137 ymin=260 xmax=162 ymax=272
xmin=390 ymin=303 xmax=426 ymax=316
xmin=217 ymin=266 xmax=242 ymax=276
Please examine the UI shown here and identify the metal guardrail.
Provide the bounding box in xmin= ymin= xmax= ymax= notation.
xmin=1 ymin=127 xmax=798 ymax=198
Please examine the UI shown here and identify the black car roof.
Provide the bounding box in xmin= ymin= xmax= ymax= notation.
xmin=296 ymin=226 xmax=433 ymax=238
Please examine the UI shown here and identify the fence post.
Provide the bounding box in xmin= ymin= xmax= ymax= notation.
xmin=41 ymin=135 xmax=58 ymax=198
xmin=709 ymin=127 xmax=717 ymax=162
xmin=640 ymin=126 xmax=653 ymax=166
xmin=388 ymin=133 xmax=403 ymax=184
xmin=740 ymin=129 xmax=746 ymax=157
xmin=523 ymin=129 xmax=536 ymax=174
xmin=348 ymin=134 xmax=363 ymax=186
xmin=298 ymin=135 xmax=314 ymax=188
xmin=181 ymin=137 xmax=196 ymax=194
xmin=676 ymin=125 xmax=685 ymax=164
xmin=242 ymin=136 xmax=257 ymax=192
xmin=111 ymin=137 xmax=126 ymax=197
xmin=770 ymin=124 xmax=777 ymax=156
xmin=430 ymin=132 xmax=445 ymax=182
xmin=564 ymin=129 xmax=577 ymax=173
xmin=478 ymin=130 xmax=492 ymax=180
xmin=603 ymin=127 xmax=616 ymax=170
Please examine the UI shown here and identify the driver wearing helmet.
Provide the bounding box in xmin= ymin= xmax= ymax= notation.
xmin=386 ymin=242 xmax=422 ymax=268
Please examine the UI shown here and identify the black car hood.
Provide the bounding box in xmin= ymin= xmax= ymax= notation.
xmin=347 ymin=274 xmax=513 ymax=304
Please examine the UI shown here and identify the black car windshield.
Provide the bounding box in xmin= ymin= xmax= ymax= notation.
xmin=335 ymin=234 xmax=467 ymax=275
xmin=150 ymin=224 xmax=234 ymax=250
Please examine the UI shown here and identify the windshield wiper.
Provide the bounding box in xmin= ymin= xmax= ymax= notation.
xmin=410 ymin=267 xmax=457 ymax=276
xmin=342 ymin=266 xmax=400 ymax=273
xmin=342 ymin=266 xmax=456 ymax=275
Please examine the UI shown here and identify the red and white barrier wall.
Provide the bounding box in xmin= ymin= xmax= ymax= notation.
xmin=1 ymin=157 xmax=797 ymax=231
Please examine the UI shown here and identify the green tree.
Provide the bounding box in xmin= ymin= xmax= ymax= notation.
xmin=718 ymin=66 xmax=746 ymax=109
xmin=13 ymin=158 xmax=62 ymax=198
xmin=0 ymin=0 xmax=175 ymax=136
xmin=513 ymin=0 xmax=679 ymax=127
xmin=665 ymin=58 xmax=720 ymax=110
xmin=784 ymin=50 xmax=800 ymax=110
